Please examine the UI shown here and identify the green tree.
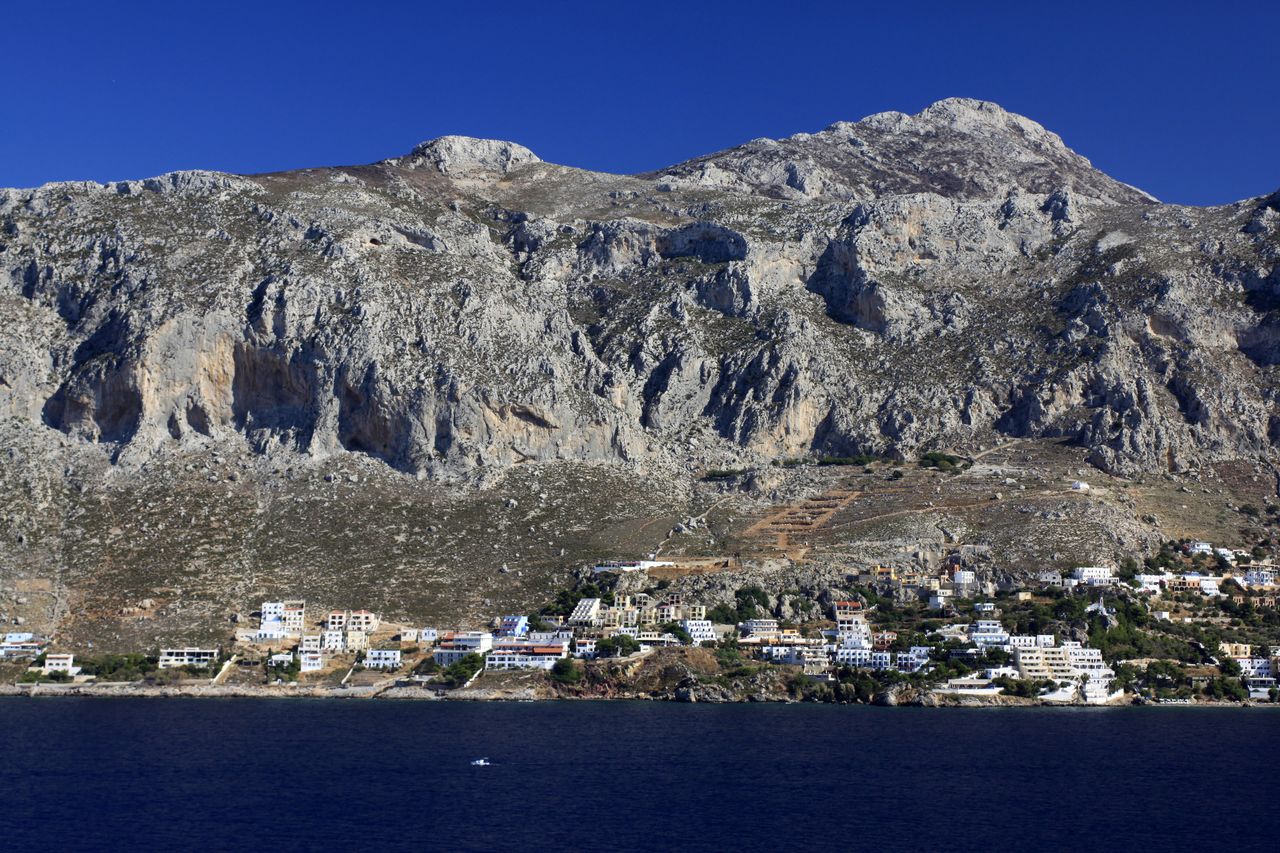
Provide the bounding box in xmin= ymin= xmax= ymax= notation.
xmin=595 ymin=635 xmax=641 ymax=658
xmin=548 ymin=657 xmax=581 ymax=684
xmin=442 ymin=653 xmax=485 ymax=687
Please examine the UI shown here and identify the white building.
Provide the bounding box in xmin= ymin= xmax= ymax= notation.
xmin=741 ymin=619 xmax=780 ymax=640
xmin=261 ymin=601 xmax=285 ymax=622
xmin=321 ymin=630 xmax=346 ymax=652
xmin=41 ymin=653 xmax=80 ymax=676
xmin=299 ymin=652 xmax=325 ymax=672
xmin=969 ymin=620 xmax=1010 ymax=648
xmin=1072 ymin=566 xmax=1114 ymax=586
xmin=348 ymin=611 xmax=379 ymax=633
xmin=256 ymin=618 xmax=288 ymax=641
xmin=953 ymin=569 xmax=977 ymax=587
xmin=1134 ymin=574 xmax=1168 ymax=594
xmin=1188 ymin=541 xmax=1213 ymax=555
xmin=281 ymin=601 xmax=306 ymax=634
xmin=833 ymin=647 xmax=873 ymax=667
xmin=364 ymin=649 xmax=402 ymax=670
xmin=158 ymin=648 xmax=219 ymax=669
xmin=326 ymin=610 xmax=349 ymax=631
xmin=682 ymin=619 xmax=717 ymax=645
xmin=574 ymin=638 xmax=598 ymax=659
xmin=485 ymin=640 xmax=569 ymax=671
xmin=569 ymin=598 xmax=603 ymax=627
xmin=1244 ymin=567 xmax=1277 ymax=587
xmin=1008 ymin=634 xmax=1056 ymax=650
xmin=433 ymin=632 xmax=494 ymax=666
xmin=928 ymin=589 xmax=954 ymax=611
xmin=1236 ymin=657 xmax=1273 ymax=678
xmin=592 ymin=559 xmax=673 ymax=574
xmin=419 ymin=628 xmax=440 ymax=644
xmin=300 ymin=635 xmax=322 ymax=654
xmin=344 ymin=630 xmax=369 ymax=652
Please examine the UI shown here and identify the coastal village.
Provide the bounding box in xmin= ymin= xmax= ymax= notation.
xmin=7 ymin=536 xmax=1280 ymax=706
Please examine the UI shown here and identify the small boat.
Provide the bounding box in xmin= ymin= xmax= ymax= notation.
xmin=470 ymin=758 xmax=492 ymax=766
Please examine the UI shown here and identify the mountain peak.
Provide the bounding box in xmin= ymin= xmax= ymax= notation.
xmin=401 ymin=135 xmax=540 ymax=176
xmin=651 ymin=98 xmax=1152 ymax=204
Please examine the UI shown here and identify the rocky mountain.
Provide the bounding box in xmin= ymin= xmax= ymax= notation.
xmin=2 ymin=97 xmax=1279 ymax=645
xmin=4 ymin=98 xmax=1277 ymax=482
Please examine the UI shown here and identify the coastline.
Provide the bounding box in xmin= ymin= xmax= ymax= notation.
xmin=2 ymin=680 xmax=1268 ymax=708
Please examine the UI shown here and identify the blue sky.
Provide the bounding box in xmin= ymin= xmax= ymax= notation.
xmin=4 ymin=1 xmax=1276 ymax=205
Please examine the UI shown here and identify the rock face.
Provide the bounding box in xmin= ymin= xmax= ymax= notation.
xmin=2 ymin=97 xmax=1279 ymax=482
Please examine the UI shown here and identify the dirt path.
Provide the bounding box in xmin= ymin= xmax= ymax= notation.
xmin=744 ymin=488 xmax=862 ymax=560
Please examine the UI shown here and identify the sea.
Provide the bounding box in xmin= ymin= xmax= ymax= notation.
xmin=1 ymin=699 xmax=1276 ymax=852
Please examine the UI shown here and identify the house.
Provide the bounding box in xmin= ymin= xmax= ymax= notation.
xmin=158 ymin=648 xmax=219 ymax=669
xmin=1134 ymin=574 xmax=1168 ymax=594
xmin=870 ymin=650 xmax=893 ymax=671
xmin=344 ymin=630 xmax=369 ymax=652
xmin=42 ymin=653 xmax=80 ymax=676
xmin=1188 ymin=541 xmax=1213 ymax=556
xmin=257 ymin=618 xmax=288 ymax=641
xmin=300 ymin=635 xmax=322 ymax=653
xmin=969 ymin=620 xmax=1010 ymax=649
xmin=973 ymin=602 xmax=997 ymax=614
xmin=326 ymin=610 xmax=349 ymax=631
xmin=1233 ymin=657 xmax=1272 ymax=677
xmin=1218 ymin=637 xmax=1249 ymax=655
xmin=268 ymin=652 xmax=295 ymax=667
xmin=1072 ymin=566 xmax=1114 ymax=586
xmin=365 ymin=649 xmax=402 ymax=670
xmin=321 ymin=630 xmax=347 ymax=652
xmin=281 ymin=600 xmax=306 ymax=634
xmin=1 ymin=633 xmax=44 ymax=659
xmin=433 ymin=632 xmax=494 ymax=666
xmin=574 ymin=638 xmax=598 ymax=659
xmin=348 ymin=611 xmax=379 ymax=633
xmin=1244 ymin=567 xmax=1276 ymax=587
xmin=419 ymin=628 xmax=440 ymax=644
xmin=928 ymin=589 xmax=954 ymax=610
xmin=682 ymin=619 xmax=717 ymax=645
xmin=260 ymin=601 xmax=285 ymax=622
xmin=871 ymin=631 xmax=898 ymax=649
xmin=741 ymin=619 xmax=780 ymax=641
xmin=399 ymin=629 xmax=419 ymax=643
xmin=953 ymin=569 xmax=977 ymax=587
xmin=498 ymin=615 xmax=529 ymax=637
xmin=299 ymin=653 xmax=325 ymax=673
xmin=1246 ymin=676 xmax=1277 ymax=699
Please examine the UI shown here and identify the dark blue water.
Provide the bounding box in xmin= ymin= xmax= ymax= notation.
xmin=1 ymin=699 xmax=1277 ymax=852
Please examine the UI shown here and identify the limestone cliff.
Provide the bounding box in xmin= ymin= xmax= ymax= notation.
xmin=2 ymin=98 xmax=1279 ymax=482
